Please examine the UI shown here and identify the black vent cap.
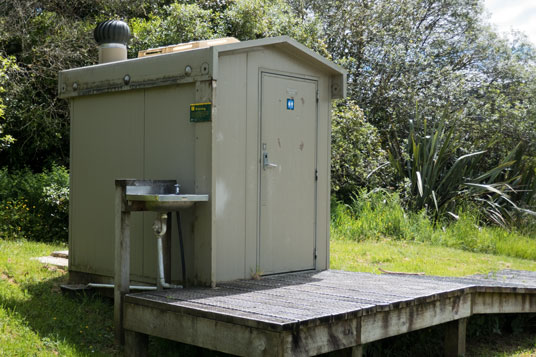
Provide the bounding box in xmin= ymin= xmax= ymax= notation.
xmin=94 ymin=20 xmax=131 ymax=45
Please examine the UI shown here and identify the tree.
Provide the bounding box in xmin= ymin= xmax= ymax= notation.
xmin=0 ymin=1 xmax=98 ymax=169
xmin=128 ymin=0 xmax=325 ymax=57
xmin=289 ymin=0 xmax=536 ymax=168
xmin=0 ymin=0 xmax=324 ymax=170
xmin=0 ymin=55 xmax=17 ymax=151
xmin=331 ymin=100 xmax=391 ymax=198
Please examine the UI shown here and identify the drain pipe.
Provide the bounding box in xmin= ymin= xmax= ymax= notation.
xmin=94 ymin=19 xmax=130 ymax=64
xmin=87 ymin=283 xmax=157 ymax=291
xmin=86 ymin=212 xmax=182 ymax=292
xmin=153 ymin=213 xmax=182 ymax=289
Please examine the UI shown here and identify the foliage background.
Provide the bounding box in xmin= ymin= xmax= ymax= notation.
xmin=0 ymin=166 xmax=68 ymax=242
xmin=0 ymin=0 xmax=535 ymax=241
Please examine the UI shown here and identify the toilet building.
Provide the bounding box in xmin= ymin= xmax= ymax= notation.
xmin=58 ymin=36 xmax=347 ymax=287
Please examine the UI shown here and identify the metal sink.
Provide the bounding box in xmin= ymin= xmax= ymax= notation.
xmin=125 ymin=184 xmax=208 ymax=211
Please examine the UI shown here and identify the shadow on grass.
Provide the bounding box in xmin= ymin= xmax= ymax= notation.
xmin=0 ymin=271 xmax=230 ymax=356
xmin=0 ymin=273 xmax=118 ymax=355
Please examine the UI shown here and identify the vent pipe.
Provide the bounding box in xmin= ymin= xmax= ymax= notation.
xmin=94 ymin=20 xmax=130 ymax=64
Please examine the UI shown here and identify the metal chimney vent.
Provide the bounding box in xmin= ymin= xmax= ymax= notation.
xmin=94 ymin=20 xmax=130 ymax=63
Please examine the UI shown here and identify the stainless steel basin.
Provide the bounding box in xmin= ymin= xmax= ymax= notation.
xmin=126 ymin=185 xmax=208 ymax=211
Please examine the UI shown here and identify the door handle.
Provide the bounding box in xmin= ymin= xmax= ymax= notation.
xmin=263 ymin=152 xmax=278 ymax=170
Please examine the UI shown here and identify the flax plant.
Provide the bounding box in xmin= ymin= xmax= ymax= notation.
xmin=388 ymin=116 xmax=535 ymax=226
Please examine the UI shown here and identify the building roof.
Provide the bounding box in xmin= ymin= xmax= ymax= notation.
xmin=58 ymin=36 xmax=346 ymax=99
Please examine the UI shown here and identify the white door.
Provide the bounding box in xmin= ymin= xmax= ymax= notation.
xmin=259 ymin=73 xmax=318 ymax=274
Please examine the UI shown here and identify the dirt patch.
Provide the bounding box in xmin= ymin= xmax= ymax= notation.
xmin=0 ymin=272 xmax=16 ymax=285
xmin=42 ymin=264 xmax=66 ymax=274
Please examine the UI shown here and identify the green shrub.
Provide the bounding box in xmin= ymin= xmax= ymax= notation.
xmin=331 ymin=100 xmax=392 ymax=199
xmin=0 ymin=165 xmax=69 ymax=242
xmin=388 ymin=116 xmax=536 ymax=228
xmin=0 ymin=199 xmax=31 ymax=240
xmin=436 ymin=210 xmax=496 ymax=253
xmin=331 ymin=189 xmax=536 ymax=261
xmin=331 ymin=189 xmax=416 ymax=241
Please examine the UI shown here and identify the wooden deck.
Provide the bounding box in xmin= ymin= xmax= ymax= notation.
xmin=123 ymin=269 xmax=536 ymax=356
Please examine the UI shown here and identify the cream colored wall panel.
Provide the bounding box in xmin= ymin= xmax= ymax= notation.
xmin=194 ymin=81 xmax=214 ymax=286
xmin=70 ymin=91 xmax=144 ymax=277
xmin=317 ymin=79 xmax=332 ymax=270
xmin=143 ymin=84 xmax=197 ymax=283
xmin=214 ymin=53 xmax=248 ymax=281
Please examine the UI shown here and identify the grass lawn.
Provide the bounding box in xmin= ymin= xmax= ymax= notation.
xmin=330 ymin=239 xmax=536 ymax=276
xmin=0 ymin=240 xmax=118 ymax=356
xmin=2 ymin=238 xmax=536 ymax=356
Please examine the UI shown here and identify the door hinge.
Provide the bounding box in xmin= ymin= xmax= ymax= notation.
xmin=315 ymin=169 xmax=318 ymax=181
xmin=314 ymin=248 xmax=317 ymax=260
xmin=316 ymin=90 xmax=319 ymax=103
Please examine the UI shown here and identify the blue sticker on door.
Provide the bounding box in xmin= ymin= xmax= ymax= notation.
xmin=286 ymin=98 xmax=294 ymax=110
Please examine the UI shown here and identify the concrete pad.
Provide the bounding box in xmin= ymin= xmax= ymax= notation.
xmin=33 ymin=256 xmax=68 ymax=268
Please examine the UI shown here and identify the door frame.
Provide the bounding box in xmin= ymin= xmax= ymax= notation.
xmin=257 ymin=70 xmax=320 ymax=274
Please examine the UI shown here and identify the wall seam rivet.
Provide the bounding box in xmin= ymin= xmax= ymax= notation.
xmin=185 ymin=65 xmax=192 ymax=76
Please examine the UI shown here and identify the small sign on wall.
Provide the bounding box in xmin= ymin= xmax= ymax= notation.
xmin=286 ymin=98 xmax=294 ymax=110
xmin=190 ymin=102 xmax=212 ymax=122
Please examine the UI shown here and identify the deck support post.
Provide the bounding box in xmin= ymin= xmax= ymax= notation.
xmin=114 ymin=180 xmax=131 ymax=345
xmin=125 ymin=330 xmax=148 ymax=357
xmin=444 ymin=317 xmax=467 ymax=357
